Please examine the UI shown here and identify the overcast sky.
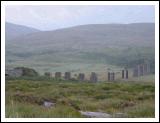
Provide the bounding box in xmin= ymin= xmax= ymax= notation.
xmin=5 ymin=5 xmax=155 ymax=30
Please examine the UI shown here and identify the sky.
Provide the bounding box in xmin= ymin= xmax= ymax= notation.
xmin=5 ymin=5 xmax=155 ymax=30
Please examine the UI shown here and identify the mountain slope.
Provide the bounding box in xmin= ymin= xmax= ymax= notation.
xmin=7 ymin=23 xmax=155 ymax=49
xmin=5 ymin=22 xmax=40 ymax=40
xmin=5 ymin=23 xmax=155 ymax=73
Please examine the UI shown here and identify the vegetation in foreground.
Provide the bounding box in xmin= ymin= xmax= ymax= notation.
xmin=5 ymin=77 xmax=155 ymax=118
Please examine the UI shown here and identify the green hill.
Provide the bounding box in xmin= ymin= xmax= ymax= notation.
xmin=5 ymin=23 xmax=155 ymax=74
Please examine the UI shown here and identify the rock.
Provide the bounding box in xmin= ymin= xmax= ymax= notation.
xmin=43 ymin=101 xmax=55 ymax=108
xmin=114 ymin=113 xmax=127 ymax=118
xmin=79 ymin=111 xmax=112 ymax=118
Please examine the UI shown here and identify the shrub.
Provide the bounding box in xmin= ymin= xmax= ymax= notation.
xmin=15 ymin=67 xmax=39 ymax=77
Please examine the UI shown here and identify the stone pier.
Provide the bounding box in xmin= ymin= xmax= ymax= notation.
xmin=108 ymin=72 xmax=111 ymax=81
xmin=122 ymin=70 xmax=124 ymax=79
xmin=108 ymin=72 xmax=115 ymax=81
xmin=139 ymin=64 xmax=144 ymax=76
xmin=78 ymin=73 xmax=85 ymax=81
xmin=110 ymin=72 xmax=115 ymax=81
xmin=122 ymin=69 xmax=128 ymax=79
xmin=90 ymin=72 xmax=98 ymax=82
xmin=64 ymin=72 xmax=71 ymax=80
xmin=133 ymin=66 xmax=139 ymax=77
xmin=126 ymin=70 xmax=128 ymax=79
xmin=55 ymin=72 xmax=61 ymax=79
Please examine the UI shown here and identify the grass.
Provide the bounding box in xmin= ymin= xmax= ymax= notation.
xmin=124 ymin=100 xmax=155 ymax=118
xmin=5 ymin=77 xmax=155 ymax=118
xmin=6 ymin=46 xmax=154 ymax=73
xmin=6 ymin=100 xmax=83 ymax=118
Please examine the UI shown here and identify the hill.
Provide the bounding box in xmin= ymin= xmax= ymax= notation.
xmin=5 ymin=23 xmax=155 ymax=73
xmin=6 ymin=23 xmax=155 ymax=48
xmin=5 ymin=22 xmax=40 ymax=40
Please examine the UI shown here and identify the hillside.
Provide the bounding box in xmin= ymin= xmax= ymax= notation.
xmin=5 ymin=23 xmax=155 ymax=73
xmin=6 ymin=23 xmax=155 ymax=48
xmin=5 ymin=22 xmax=40 ymax=40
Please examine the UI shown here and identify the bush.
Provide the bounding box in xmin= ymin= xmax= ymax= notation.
xmin=15 ymin=67 xmax=39 ymax=77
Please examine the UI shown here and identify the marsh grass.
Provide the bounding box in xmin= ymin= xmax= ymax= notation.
xmin=6 ymin=100 xmax=83 ymax=118
xmin=5 ymin=77 xmax=155 ymax=118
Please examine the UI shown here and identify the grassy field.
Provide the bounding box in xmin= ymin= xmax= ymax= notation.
xmin=5 ymin=77 xmax=155 ymax=118
xmin=6 ymin=46 xmax=155 ymax=75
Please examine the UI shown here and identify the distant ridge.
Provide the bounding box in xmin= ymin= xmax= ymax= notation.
xmin=5 ymin=22 xmax=40 ymax=40
xmin=6 ymin=23 xmax=155 ymax=48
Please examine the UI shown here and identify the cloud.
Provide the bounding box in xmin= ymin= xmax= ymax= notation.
xmin=5 ymin=5 xmax=155 ymax=30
